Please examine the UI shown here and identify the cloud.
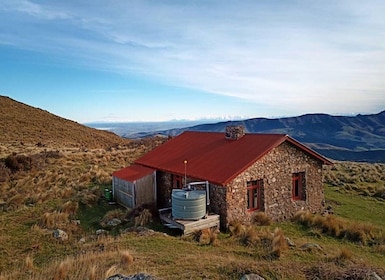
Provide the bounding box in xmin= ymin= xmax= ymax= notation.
xmin=1 ymin=0 xmax=385 ymax=115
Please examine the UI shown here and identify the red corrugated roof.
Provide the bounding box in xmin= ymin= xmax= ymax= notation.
xmin=112 ymin=164 xmax=155 ymax=181
xmin=135 ymin=131 xmax=332 ymax=186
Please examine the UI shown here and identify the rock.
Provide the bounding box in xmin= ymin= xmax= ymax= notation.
xmin=106 ymin=273 xmax=158 ymax=280
xmin=107 ymin=218 xmax=122 ymax=227
xmin=285 ymin=237 xmax=296 ymax=247
xmin=72 ymin=219 xmax=81 ymax=225
xmin=240 ymin=274 xmax=265 ymax=280
xmin=300 ymin=243 xmax=322 ymax=251
xmin=78 ymin=237 xmax=86 ymax=243
xmin=369 ymin=272 xmax=382 ymax=280
xmin=96 ymin=229 xmax=108 ymax=235
xmin=53 ymin=229 xmax=68 ymax=241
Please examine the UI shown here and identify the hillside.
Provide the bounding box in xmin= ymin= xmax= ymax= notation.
xmin=133 ymin=111 xmax=385 ymax=163
xmin=0 ymin=95 xmax=128 ymax=150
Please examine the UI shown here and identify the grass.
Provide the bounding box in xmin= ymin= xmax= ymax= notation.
xmin=325 ymin=185 xmax=385 ymax=227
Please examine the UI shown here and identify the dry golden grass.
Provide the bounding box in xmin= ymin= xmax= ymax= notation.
xmin=252 ymin=211 xmax=272 ymax=226
xmin=120 ymin=250 xmax=134 ymax=267
xmin=39 ymin=211 xmax=70 ymax=229
xmin=271 ymin=227 xmax=288 ymax=258
xmin=293 ymin=210 xmax=384 ymax=246
xmin=191 ymin=227 xmax=220 ymax=245
xmin=134 ymin=209 xmax=152 ymax=227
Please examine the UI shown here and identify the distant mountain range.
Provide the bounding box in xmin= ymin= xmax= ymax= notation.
xmin=130 ymin=111 xmax=385 ymax=163
xmin=2 ymin=95 xmax=384 ymax=163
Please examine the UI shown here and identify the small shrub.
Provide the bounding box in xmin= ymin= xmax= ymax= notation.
xmin=252 ymin=212 xmax=272 ymax=226
xmin=120 ymin=250 xmax=134 ymax=267
xmin=5 ymin=153 xmax=33 ymax=172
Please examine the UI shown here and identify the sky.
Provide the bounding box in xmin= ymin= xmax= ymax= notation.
xmin=1 ymin=1 xmax=385 ymax=123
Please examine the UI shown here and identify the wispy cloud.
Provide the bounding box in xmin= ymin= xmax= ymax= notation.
xmin=1 ymin=0 xmax=384 ymax=115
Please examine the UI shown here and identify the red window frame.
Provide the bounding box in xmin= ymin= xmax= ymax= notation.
xmin=247 ymin=179 xmax=263 ymax=211
xmin=292 ymin=172 xmax=305 ymax=200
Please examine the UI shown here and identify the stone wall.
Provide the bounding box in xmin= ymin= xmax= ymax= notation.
xmin=219 ymin=141 xmax=325 ymax=225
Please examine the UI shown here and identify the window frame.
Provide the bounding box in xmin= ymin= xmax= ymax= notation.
xmin=292 ymin=172 xmax=305 ymax=201
xmin=247 ymin=179 xmax=263 ymax=211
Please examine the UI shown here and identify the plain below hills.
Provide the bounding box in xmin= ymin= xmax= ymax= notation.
xmin=127 ymin=111 xmax=385 ymax=163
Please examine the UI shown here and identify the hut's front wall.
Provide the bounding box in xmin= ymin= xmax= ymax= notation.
xmin=222 ymin=141 xmax=324 ymax=225
xmin=135 ymin=172 xmax=156 ymax=208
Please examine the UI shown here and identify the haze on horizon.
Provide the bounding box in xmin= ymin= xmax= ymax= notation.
xmin=1 ymin=1 xmax=384 ymax=123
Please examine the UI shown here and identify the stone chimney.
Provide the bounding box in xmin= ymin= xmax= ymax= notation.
xmin=225 ymin=125 xmax=245 ymax=140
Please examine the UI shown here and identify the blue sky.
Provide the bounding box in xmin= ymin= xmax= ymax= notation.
xmin=1 ymin=1 xmax=384 ymax=123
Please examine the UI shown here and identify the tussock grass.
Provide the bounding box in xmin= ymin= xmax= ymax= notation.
xmin=252 ymin=212 xmax=272 ymax=226
xmin=134 ymin=209 xmax=152 ymax=227
xmin=293 ymin=210 xmax=384 ymax=245
xmin=120 ymin=250 xmax=134 ymax=267
xmin=192 ymin=228 xmax=219 ymax=245
xmin=271 ymin=228 xmax=288 ymax=258
xmin=39 ymin=211 xmax=69 ymax=229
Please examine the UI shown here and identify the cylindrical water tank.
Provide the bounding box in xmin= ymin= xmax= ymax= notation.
xmin=172 ymin=189 xmax=206 ymax=220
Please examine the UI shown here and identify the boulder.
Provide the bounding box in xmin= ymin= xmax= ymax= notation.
xmin=53 ymin=229 xmax=68 ymax=241
xmin=107 ymin=218 xmax=122 ymax=227
xmin=300 ymin=243 xmax=322 ymax=251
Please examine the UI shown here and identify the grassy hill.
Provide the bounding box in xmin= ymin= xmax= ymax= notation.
xmin=0 ymin=95 xmax=128 ymax=151
xmin=0 ymin=96 xmax=384 ymax=279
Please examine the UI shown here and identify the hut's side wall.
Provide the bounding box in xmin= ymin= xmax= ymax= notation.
xmin=113 ymin=176 xmax=135 ymax=209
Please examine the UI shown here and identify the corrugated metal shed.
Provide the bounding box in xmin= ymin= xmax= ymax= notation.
xmin=112 ymin=164 xmax=155 ymax=181
xmin=135 ymin=131 xmax=332 ymax=186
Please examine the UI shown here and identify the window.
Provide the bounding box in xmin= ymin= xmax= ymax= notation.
xmin=247 ymin=179 xmax=263 ymax=211
xmin=173 ymin=175 xmax=183 ymax=189
xmin=292 ymin=172 xmax=306 ymax=200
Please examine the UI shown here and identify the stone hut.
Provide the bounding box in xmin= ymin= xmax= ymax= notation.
xmin=113 ymin=127 xmax=332 ymax=227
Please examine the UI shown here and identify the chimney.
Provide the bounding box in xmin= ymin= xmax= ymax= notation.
xmin=225 ymin=125 xmax=245 ymax=140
